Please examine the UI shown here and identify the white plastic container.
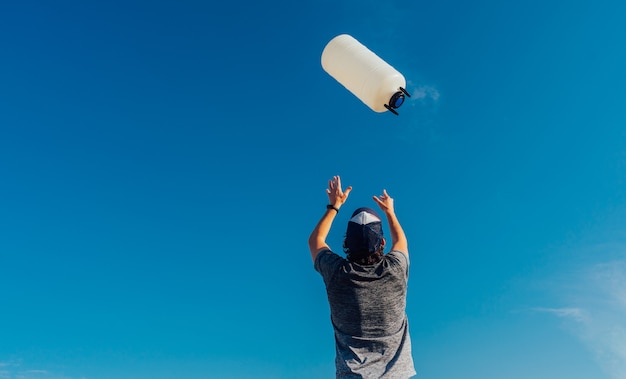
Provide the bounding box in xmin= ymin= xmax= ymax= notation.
xmin=321 ymin=34 xmax=408 ymax=114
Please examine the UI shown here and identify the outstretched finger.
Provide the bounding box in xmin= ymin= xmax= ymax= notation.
xmin=344 ymin=185 xmax=353 ymax=198
xmin=335 ymin=176 xmax=343 ymax=191
xmin=373 ymin=195 xmax=383 ymax=206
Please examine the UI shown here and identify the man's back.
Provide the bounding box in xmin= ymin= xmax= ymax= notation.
xmin=315 ymin=249 xmax=416 ymax=379
xmin=316 ymin=249 xmax=408 ymax=337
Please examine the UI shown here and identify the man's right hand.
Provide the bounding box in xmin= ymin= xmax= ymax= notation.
xmin=326 ymin=175 xmax=352 ymax=210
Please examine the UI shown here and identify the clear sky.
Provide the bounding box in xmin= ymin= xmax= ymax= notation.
xmin=1 ymin=1 xmax=626 ymax=378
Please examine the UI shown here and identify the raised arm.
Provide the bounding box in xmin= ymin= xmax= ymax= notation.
xmin=373 ymin=190 xmax=408 ymax=255
xmin=308 ymin=176 xmax=352 ymax=262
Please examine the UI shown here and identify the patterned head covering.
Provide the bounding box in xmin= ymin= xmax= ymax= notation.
xmin=344 ymin=207 xmax=384 ymax=259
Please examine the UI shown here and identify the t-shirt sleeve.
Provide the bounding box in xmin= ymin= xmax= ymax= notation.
xmin=386 ymin=250 xmax=410 ymax=278
xmin=314 ymin=249 xmax=343 ymax=284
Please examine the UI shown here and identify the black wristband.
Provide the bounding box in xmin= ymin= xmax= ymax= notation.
xmin=326 ymin=204 xmax=339 ymax=213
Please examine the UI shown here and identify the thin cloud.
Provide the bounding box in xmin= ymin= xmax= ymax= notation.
xmin=540 ymin=258 xmax=626 ymax=379
xmin=19 ymin=370 xmax=50 ymax=376
xmin=0 ymin=360 xmax=83 ymax=379
xmin=531 ymin=307 xmax=589 ymax=323
xmin=582 ymin=260 xmax=626 ymax=379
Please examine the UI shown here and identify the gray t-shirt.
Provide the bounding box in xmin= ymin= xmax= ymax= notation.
xmin=315 ymin=249 xmax=416 ymax=379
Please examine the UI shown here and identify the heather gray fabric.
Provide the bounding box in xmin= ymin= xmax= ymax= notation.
xmin=315 ymin=249 xmax=416 ymax=379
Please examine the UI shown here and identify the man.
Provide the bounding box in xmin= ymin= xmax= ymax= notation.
xmin=309 ymin=175 xmax=417 ymax=379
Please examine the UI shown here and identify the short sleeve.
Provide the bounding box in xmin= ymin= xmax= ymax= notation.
xmin=314 ymin=249 xmax=344 ymax=285
xmin=385 ymin=250 xmax=410 ymax=278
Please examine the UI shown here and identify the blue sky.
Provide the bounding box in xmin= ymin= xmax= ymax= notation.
xmin=1 ymin=0 xmax=626 ymax=378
